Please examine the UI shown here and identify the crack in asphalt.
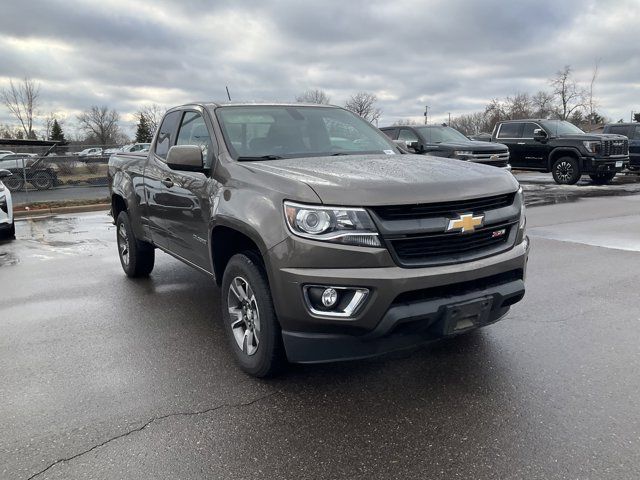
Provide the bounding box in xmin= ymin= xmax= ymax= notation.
xmin=26 ymin=390 xmax=280 ymax=480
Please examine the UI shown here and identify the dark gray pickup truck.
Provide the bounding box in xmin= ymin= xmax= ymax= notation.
xmin=109 ymin=102 xmax=529 ymax=377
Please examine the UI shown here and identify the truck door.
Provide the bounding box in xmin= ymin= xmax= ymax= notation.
xmin=495 ymin=123 xmax=525 ymax=168
xmin=631 ymin=125 xmax=640 ymax=168
xmin=145 ymin=110 xmax=182 ymax=250
xmin=520 ymin=122 xmax=548 ymax=169
xmin=157 ymin=110 xmax=217 ymax=271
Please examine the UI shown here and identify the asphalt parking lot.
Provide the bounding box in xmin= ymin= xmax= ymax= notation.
xmin=2 ymin=191 xmax=640 ymax=479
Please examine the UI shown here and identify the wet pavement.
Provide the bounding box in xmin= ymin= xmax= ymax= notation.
xmin=2 ymin=193 xmax=640 ymax=479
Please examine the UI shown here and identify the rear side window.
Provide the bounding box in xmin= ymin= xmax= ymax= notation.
xmin=497 ymin=123 xmax=523 ymax=139
xmin=154 ymin=111 xmax=181 ymax=160
xmin=606 ymin=125 xmax=630 ymax=136
xmin=381 ymin=128 xmax=397 ymax=140
xmin=634 ymin=125 xmax=640 ymax=140
xmin=176 ymin=111 xmax=214 ymax=167
xmin=398 ymin=129 xmax=420 ymax=144
xmin=521 ymin=123 xmax=540 ymax=138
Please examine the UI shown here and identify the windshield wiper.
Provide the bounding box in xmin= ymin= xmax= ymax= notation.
xmin=237 ymin=155 xmax=284 ymax=161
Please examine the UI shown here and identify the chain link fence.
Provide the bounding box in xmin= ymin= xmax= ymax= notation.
xmin=0 ymin=144 xmax=148 ymax=206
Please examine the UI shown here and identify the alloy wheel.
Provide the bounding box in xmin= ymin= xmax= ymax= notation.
xmin=556 ymin=161 xmax=574 ymax=183
xmin=227 ymin=276 xmax=261 ymax=356
xmin=117 ymin=222 xmax=129 ymax=266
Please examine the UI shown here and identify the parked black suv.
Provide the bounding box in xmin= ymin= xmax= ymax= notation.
xmin=602 ymin=123 xmax=640 ymax=171
xmin=492 ymin=119 xmax=629 ymax=185
xmin=381 ymin=125 xmax=511 ymax=169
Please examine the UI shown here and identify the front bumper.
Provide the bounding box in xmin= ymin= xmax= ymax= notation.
xmin=268 ymin=236 xmax=529 ymax=363
xmin=584 ymin=156 xmax=629 ymax=173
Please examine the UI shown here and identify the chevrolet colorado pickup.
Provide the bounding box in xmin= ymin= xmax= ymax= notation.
xmin=492 ymin=119 xmax=629 ymax=185
xmin=108 ymin=103 xmax=529 ymax=377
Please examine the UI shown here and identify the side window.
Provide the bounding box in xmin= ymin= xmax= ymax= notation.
xmin=154 ymin=111 xmax=181 ymax=160
xmin=606 ymin=125 xmax=629 ymax=136
xmin=634 ymin=126 xmax=640 ymax=140
xmin=176 ymin=111 xmax=214 ymax=167
xmin=398 ymin=129 xmax=420 ymax=144
xmin=521 ymin=123 xmax=540 ymax=138
xmin=497 ymin=123 xmax=523 ymax=139
xmin=382 ymin=129 xmax=397 ymax=140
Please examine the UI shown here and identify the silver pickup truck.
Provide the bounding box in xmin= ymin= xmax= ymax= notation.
xmin=109 ymin=102 xmax=529 ymax=377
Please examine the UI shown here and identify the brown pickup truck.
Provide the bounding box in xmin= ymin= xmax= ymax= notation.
xmin=109 ymin=102 xmax=529 ymax=377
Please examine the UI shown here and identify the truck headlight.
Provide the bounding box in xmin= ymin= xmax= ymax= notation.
xmin=453 ymin=150 xmax=474 ymax=159
xmin=583 ymin=141 xmax=601 ymax=154
xmin=284 ymin=201 xmax=382 ymax=247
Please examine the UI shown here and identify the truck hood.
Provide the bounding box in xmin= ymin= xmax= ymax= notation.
xmin=439 ymin=140 xmax=509 ymax=151
xmin=555 ymin=133 xmax=628 ymax=141
xmin=242 ymin=154 xmax=519 ymax=206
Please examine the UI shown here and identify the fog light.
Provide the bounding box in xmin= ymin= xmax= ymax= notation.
xmin=321 ymin=288 xmax=338 ymax=307
xmin=303 ymin=285 xmax=370 ymax=317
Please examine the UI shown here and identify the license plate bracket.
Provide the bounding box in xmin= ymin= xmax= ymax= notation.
xmin=440 ymin=297 xmax=493 ymax=336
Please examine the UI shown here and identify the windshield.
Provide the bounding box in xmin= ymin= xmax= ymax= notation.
xmin=416 ymin=126 xmax=469 ymax=143
xmin=215 ymin=105 xmax=400 ymax=160
xmin=541 ymin=120 xmax=585 ymax=136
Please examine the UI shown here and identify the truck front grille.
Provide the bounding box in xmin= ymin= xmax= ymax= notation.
xmin=370 ymin=192 xmax=520 ymax=267
xmin=471 ymin=151 xmax=510 ymax=168
xmin=603 ymin=139 xmax=629 ymax=156
xmin=389 ymin=223 xmax=515 ymax=267
xmin=370 ymin=193 xmax=515 ymax=221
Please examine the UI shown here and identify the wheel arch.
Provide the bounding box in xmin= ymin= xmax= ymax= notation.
xmin=210 ymin=221 xmax=270 ymax=286
xmin=548 ymin=147 xmax=582 ymax=171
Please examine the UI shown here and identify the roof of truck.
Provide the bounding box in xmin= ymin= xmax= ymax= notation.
xmin=183 ymin=101 xmax=337 ymax=109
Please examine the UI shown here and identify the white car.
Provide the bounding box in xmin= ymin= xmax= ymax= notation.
xmin=0 ymin=169 xmax=15 ymax=239
xmin=121 ymin=143 xmax=151 ymax=153
xmin=0 ymin=150 xmax=16 ymax=159
xmin=76 ymin=147 xmax=103 ymax=157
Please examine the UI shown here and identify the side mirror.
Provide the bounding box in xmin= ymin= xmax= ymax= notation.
xmin=533 ymin=129 xmax=547 ymax=142
xmin=166 ymin=145 xmax=203 ymax=171
xmin=0 ymin=169 xmax=12 ymax=179
xmin=408 ymin=141 xmax=424 ymax=153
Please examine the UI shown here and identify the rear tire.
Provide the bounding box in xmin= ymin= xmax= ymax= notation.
xmin=30 ymin=171 xmax=54 ymax=190
xmin=221 ymin=253 xmax=286 ymax=377
xmin=589 ymin=172 xmax=616 ymax=185
xmin=116 ymin=211 xmax=154 ymax=277
xmin=552 ymin=156 xmax=581 ymax=185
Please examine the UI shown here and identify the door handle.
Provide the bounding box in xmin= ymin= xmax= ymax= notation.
xmin=517 ymin=142 xmax=526 ymax=145
xmin=161 ymin=178 xmax=174 ymax=188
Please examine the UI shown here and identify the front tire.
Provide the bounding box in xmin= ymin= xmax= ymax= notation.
xmin=116 ymin=211 xmax=154 ymax=277
xmin=221 ymin=253 xmax=285 ymax=377
xmin=0 ymin=222 xmax=15 ymax=240
xmin=552 ymin=156 xmax=581 ymax=185
xmin=4 ymin=175 xmax=24 ymax=192
xmin=589 ymin=172 xmax=616 ymax=185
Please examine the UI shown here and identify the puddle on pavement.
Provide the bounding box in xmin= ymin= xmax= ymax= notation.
xmin=0 ymin=250 xmax=19 ymax=266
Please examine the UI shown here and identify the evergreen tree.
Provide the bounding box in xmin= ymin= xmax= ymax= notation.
xmin=50 ymin=119 xmax=65 ymax=142
xmin=135 ymin=114 xmax=152 ymax=143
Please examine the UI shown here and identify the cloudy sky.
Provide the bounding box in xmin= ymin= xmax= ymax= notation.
xmin=1 ymin=0 xmax=638 ymax=138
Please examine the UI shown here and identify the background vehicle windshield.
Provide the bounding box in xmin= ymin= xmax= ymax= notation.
xmin=215 ymin=105 xmax=400 ymax=160
xmin=416 ymin=126 xmax=469 ymax=143
xmin=541 ymin=120 xmax=585 ymax=135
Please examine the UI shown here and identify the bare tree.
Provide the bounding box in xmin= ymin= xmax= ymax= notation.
xmin=483 ymin=98 xmax=506 ymax=132
xmin=550 ymin=65 xmax=585 ymax=120
xmin=586 ymin=60 xmax=600 ymax=126
xmin=450 ymin=112 xmax=489 ymax=135
xmin=1 ymin=76 xmax=40 ymax=139
xmin=344 ymin=92 xmax=382 ymax=124
xmin=77 ymin=105 xmax=120 ymax=145
xmin=504 ymin=92 xmax=533 ymax=120
xmin=296 ymin=89 xmax=331 ymax=105
xmin=531 ymin=91 xmax=556 ymax=118
xmin=136 ymin=103 xmax=166 ymax=134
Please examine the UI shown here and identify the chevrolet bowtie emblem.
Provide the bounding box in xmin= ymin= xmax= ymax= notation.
xmin=446 ymin=213 xmax=484 ymax=233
